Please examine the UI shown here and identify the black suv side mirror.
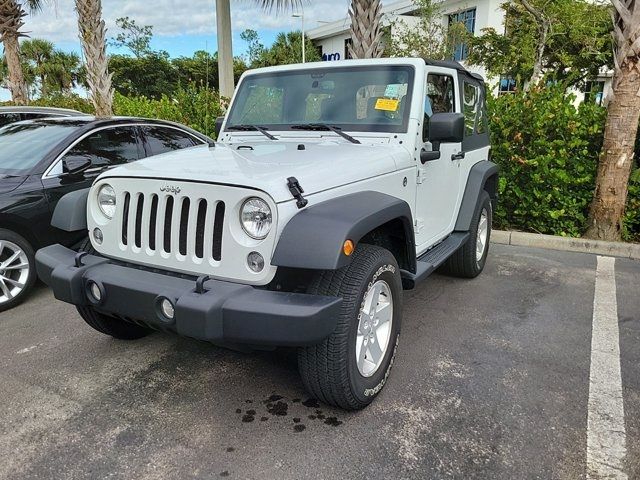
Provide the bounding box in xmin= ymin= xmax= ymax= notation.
xmin=214 ymin=116 xmax=225 ymax=138
xmin=428 ymin=113 xmax=465 ymax=144
xmin=62 ymin=156 xmax=92 ymax=175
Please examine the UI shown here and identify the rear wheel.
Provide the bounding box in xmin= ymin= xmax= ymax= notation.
xmin=444 ymin=191 xmax=492 ymax=278
xmin=0 ymin=229 xmax=36 ymax=313
xmin=76 ymin=238 xmax=152 ymax=340
xmin=298 ymin=244 xmax=403 ymax=410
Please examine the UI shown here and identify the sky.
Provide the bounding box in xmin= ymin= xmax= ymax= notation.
xmin=16 ymin=0 xmax=355 ymax=58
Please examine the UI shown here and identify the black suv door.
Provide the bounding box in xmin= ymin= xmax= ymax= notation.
xmin=41 ymin=125 xmax=144 ymax=246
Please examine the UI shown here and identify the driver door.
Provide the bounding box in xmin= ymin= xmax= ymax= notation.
xmin=415 ymin=69 xmax=464 ymax=251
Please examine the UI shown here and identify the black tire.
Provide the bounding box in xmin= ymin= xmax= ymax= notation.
xmin=0 ymin=229 xmax=37 ymax=313
xmin=75 ymin=238 xmax=152 ymax=340
xmin=444 ymin=190 xmax=492 ymax=278
xmin=298 ymin=244 xmax=403 ymax=410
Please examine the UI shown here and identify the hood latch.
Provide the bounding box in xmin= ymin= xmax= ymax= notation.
xmin=287 ymin=177 xmax=308 ymax=209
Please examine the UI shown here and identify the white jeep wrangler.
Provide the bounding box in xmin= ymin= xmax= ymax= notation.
xmin=37 ymin=58 xmax=498 ymax=410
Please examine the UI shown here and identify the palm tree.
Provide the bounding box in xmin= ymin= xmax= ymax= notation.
xmin=75 ymin=0 xmax=112 ymax=116
xmin=585 ymin=0 xmax=640 ymax=240
xmin=0 ymin=0 xmax=46 ymax=104
xmin=348 ymin=0 xmax=384 ymax=59
xmin=21 ymin=38 xmax=54 ymax=97
xmin=215 ymin=0 xmax=302 ymax=100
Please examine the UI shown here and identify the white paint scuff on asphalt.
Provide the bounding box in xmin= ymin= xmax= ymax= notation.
xmin=587 ymin=256 xmax=627 ymax=479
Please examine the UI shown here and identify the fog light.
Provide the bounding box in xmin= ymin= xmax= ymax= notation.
xmin=247 ymin=252 xmax=264 ymax=273
xmin=93 ymin=228 xmax=103 ymax=245
xmin=160 ymin=298 xmax=175 ymax=320
xmin=88 ymin=281 xmax=102 ymax=302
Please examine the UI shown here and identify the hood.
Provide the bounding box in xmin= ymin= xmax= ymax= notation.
xmin=0 ymin=174 xmax=28 ymax=194
xmin=100 ymin=141 xmax=409 ymax=203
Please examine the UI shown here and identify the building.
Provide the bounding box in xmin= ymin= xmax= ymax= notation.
xmin=307 ymin=0 xmax=612 ymax=102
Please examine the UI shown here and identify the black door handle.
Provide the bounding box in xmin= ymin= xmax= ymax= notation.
xmin=451 ymin=151 xmax=465 ymax=161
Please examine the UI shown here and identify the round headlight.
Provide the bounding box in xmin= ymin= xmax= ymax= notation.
xmin=97 ymin=184 xmax=116 ymax=219
xmin=240 ymin=197 xmax=272 ymax=240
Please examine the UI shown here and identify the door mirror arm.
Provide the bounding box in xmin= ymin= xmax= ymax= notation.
xmin=62 ymin=156 xmax=92 ymax=176
xmin=420 ymin=149 xmax=441 ymax=164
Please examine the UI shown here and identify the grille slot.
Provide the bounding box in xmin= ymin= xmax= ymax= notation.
xmin=118 ymin=191 xmax=226 ymax=262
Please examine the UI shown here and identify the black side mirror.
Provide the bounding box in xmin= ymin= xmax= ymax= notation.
xmin=428 ymin=112 xmax=465 ymax=144
xmin=62 ymin=156 xmax=91 ymax=175
xmin=214 ymin=116 xmax=225 ymax=138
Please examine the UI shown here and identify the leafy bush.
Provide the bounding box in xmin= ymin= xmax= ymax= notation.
xmin=488 ymin=86 xmax=607 ymax=237
xmin=113 ymin=84 xmax=223 ymax=137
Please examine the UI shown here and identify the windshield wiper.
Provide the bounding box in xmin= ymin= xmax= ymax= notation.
xmin=226 ymin=124 xmax=277 ymax=141
xmin=290 ymin=123 xmax=361 ymax=144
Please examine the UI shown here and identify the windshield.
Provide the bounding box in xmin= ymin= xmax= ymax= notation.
xmin=0 ymin=122 xmax=78 ymax=174
xmin=227 ymin=65 xmax=415 ymax=133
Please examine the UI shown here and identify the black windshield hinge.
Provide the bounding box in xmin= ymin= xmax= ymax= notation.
xmin=287 ymin=177 xmax=308 ymax=209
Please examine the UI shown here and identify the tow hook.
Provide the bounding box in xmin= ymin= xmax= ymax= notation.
xmin=287 ymin=177 xmax=308 ymax=209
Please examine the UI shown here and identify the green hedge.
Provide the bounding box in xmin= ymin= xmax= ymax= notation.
xmin=488 ymin=86 xmax=640 ymax=241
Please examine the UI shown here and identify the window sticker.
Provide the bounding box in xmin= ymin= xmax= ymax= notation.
xmin=384 ymin=84 xmax=402 ymax=99
xmin=375 ymin=98 xmax=400 ymax=112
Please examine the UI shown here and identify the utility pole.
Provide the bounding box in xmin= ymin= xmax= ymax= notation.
xmin=293 ymin=12 xmax=305 ymax=63
xmin=216 ymin=0 xmax=235 ymax=100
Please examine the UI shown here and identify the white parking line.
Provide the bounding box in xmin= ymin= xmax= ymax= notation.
xmin=587 ymin=256 xmax=627 ymax=479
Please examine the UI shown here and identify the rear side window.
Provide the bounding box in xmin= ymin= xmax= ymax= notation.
xmin=0 ymin=113 xmax=21 ymax=128
xmin=463 ymin=81 xmax=487 ymax=136
xmin=142 ymin=126 xmax=199 ymax=157
xmin=64 ymin=126 xmax=141 ymax=168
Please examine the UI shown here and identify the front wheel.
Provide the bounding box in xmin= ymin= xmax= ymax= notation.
xmin=0 ymin=229 xmax=36 ymax=313
xmin=298 ymin=244 xmax=403 ymax=410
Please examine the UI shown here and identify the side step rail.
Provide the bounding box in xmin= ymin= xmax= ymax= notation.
xmin=400 ymin=232 xmax=469 ymax=289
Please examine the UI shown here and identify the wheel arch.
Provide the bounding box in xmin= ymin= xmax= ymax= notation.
xmin=272 ymin=191 xmax=416 ymax=273
xmin=455 ymin=160 xmax=499 ymax=232
xmin=0 ymin=214 xmax=39 ymax=249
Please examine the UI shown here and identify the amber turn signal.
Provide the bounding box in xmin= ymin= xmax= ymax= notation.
xmin=343 ymin=239 xmax=355 ymax=256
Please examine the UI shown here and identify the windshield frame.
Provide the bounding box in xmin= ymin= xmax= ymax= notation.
xmin=226 ymin=64 xmax=416 ymax=135
xmin=0 ymin=121 xmax=84 ymax=176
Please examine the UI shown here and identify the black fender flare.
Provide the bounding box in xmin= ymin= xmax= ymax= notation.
xmin=454 ymin=161 xmax=499 ymax=232
xmin=51 ymin=188 xmax=90 ymax=232
xmin=272 ymin=191 xmax=415 ymax=271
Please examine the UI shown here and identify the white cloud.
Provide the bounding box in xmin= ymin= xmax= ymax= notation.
xmin=22 ymin=0 xmax=354 ymax=46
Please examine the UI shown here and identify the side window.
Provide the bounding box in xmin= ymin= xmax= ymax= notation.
xmin=0 ymin=113 xmax=21 ymax=128
xmin=142 ymin=126 xmax=199 ymax=157
xmin=64 ymin=126 xmax=140 ymax=168
xmin=423 ymin=74 xmax=455 ymax=141
xmin=463 ymin=82 xmax=487 ymax=136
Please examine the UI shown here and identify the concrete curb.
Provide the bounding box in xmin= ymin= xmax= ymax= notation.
xmin=491 ymin=230 xmax=640 ymax=260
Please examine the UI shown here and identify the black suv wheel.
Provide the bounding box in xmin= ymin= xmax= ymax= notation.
xmin=298 ymin=244 xmax=403 ymax=410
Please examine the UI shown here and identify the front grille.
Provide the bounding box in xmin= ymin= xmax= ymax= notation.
xmin=121 ymin=192 xmax=225 ymax=262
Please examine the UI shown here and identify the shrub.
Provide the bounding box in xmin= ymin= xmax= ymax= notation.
xmin=113 ymin=84 xmax=223 ymax=138
xmin=488 ymin=86 xmax=608 ymax=237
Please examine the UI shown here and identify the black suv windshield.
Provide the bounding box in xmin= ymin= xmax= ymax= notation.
xmin=226 ymin=65 xmax=415 ymax=134
xmin=0 ymin=122 xmax=78 ymax=174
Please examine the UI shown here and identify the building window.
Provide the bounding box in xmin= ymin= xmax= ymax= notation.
xmin=449 ymin=8 xmax=476 ymax=61
xmin=316 ymin=45 xmax=323 ymax=58
xmin=498 ymin=76 xmax=517 ymax=95
xmin=584 ymin=80 xmax=605 ymax=106
xmin=344 ymin=38 xmax=353 ymax=60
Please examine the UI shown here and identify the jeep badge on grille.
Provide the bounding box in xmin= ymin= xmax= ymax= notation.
xmin=160 ymin=185 xmax=181 ymax=194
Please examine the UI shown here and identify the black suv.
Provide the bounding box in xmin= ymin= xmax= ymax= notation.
xmin=0 ymin=106 xmax=86 ymax=127
xmin=0 ymin=116 xmax=213 ymax=311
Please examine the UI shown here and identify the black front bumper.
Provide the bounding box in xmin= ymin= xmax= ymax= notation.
xmin=35 ymin=245 xmax=342 ymax=347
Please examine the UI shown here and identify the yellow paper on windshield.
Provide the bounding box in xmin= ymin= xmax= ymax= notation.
xmin=375 ymin=98 xmax=400 ymax=112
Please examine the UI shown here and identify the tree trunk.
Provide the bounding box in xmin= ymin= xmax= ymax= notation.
xmin=519 ymin=0 xmax=550 ymax=91
xmin=75 ymin=0 xmax=113 ymax=117
xmin=585 ymin=62 xmax=640 ymax=240
xmin=0 ymin=0 xmax=29 ymax=104
xmin=2 ymin=32 xmax=27 ymax=104
xmin=348 ymin=0 xmax=384 ymax=59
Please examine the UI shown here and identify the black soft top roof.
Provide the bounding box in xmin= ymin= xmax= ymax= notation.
xmin=423 ymin=59 xmax=485 ymax=83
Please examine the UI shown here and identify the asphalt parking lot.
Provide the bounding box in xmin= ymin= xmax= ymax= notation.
xmin=1 ymin=243 xmax=638 ymax=480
